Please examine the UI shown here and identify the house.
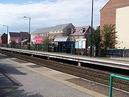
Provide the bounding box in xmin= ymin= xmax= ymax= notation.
xmin=32 ymin=23 xmax=75 ymax=44
xmin=32 ymin=23 xmax=75 ymax=52
xmin=1 ymin=33 xmax=7 ymax=44
xmin=9 ymin=32 xmax=21 ymax=44
xmin=50 ymin=23 xmax=75 ymax=52
xmin=20 ymin=32 xmax=30 ymax=45
xmin=20 ymin=32 xmax=30 ymax=41
xmin=100 ymin=0 xmax=129 ymax=49
xmin=48 ymin=23 xmax=74 ymax=42
xmin=70 ymin=26 xmax=91 ymax=55
xmin=8 ymin=32 xmax=30 ymax=44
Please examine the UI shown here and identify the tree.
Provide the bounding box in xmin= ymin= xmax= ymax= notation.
xmin=102 ymin=24 xmax=117 ymax=50
xmin=10 ymin=40 xmax=17 ymax=48
xmin=92 ymin=26 xmax=101 ymax=56
xmin=43 ymin=36 xmax=49 ymax=51
xmin=86 ymin=27 xmax=95 ymax=56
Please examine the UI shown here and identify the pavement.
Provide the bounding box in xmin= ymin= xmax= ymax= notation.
xmin=0 ymin=72 xmax=15 ymax=96
xmin=0 ymin=53 xmax=129 ymax=97
xmin=0 ymin=53 xmax=94 ymax=97
xmin=110 ymin=57 xmax=129 ymax=62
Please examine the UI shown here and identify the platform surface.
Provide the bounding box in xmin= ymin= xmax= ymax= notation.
xmin=1 ymin=47 xmax=129 ymax=70
xmin=0 ymin=53 xmax=129 ymax=97
xmin=0 ymin=53 xmax=94 ymax=97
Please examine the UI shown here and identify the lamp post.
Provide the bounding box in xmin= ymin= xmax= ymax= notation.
xmin=3 ymin=25 xmax=9 ymax=46
xmin=24 ymin=16 xmax=31 ymax=50
xmin=90 ymin=0 xmax=94 ymax=57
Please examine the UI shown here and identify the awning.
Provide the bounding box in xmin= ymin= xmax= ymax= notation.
xmin=54 ymin=36 xmax=68 ymax=42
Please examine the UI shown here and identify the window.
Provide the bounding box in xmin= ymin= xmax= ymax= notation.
xmin=71 ymin=28 xmax=76 ymax=34
xmin=81 ymin=28 xmax=85 ymax=33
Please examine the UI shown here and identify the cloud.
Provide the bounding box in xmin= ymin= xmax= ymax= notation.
xmin=0 ymin=0 xmax=107 ymax=33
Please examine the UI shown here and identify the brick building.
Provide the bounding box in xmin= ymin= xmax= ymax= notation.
xmin=100 ymin=0 xmax=129 ymax=28
xmin=32 ymin=23 xmax=74 ymax=44
xmin=9 ymin=32 xmax=21 ymax=44
xmin=20 ymin=32 xmax=30 ymax=41
xmin=1 ymin=33 xmax=7 ymax=44
xmin=70 ymin=26 xmax=91 ymax=55
xmin=100 ymin=0 xmax=129 ymax=49
xmin=31 ymin=23 xmax=75 ymax=52
xmin=8 ymin=32 xmax=30 ymax=44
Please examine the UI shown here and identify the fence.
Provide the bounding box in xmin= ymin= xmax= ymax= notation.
xmin=109 ymin=74 xmax=129 ymax=97
xmin=106 ymin=49 xmax=129 ymax=57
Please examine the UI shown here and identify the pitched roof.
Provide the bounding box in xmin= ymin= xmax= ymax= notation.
xmin=70 ymin=26 xmax=90 ymax=36
xmin=100 ymin=0 xmax=110 ymax=12
xmin=1 ymin=33 xmax=7 ymax=37
xmin=33 ymin=23 xmax=73 ymax=34
xmin=9 ymin=32 xmax=20 ymax=37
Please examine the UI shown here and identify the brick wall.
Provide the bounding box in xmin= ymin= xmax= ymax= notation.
xmin=100 ymin=0 xmax=129 ymax=29
xmin=1 ymin=34 xmax=7 ymax=44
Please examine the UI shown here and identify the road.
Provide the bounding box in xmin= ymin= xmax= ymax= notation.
xmin=0 ymin=53 xmax=93 ymax=97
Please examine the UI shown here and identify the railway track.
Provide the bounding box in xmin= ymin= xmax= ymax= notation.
xmin=1 ymin=50 xmax=129 ymax=92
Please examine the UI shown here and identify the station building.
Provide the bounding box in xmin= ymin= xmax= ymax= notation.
xmin=32 ymin=23 xmax=91 ymax=54
xmin=32 ymin=23 xmax=74 ymax=44
xmin=32 ymin=23 xmax=75 ymax=52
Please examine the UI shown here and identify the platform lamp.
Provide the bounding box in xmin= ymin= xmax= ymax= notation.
xmin=3 ymin=25 xmax=9 ymax=47
xmin=90 ymin=0 xmax=94 ymax=57
xmin=23 ymin=16 xmax=31 ymax=50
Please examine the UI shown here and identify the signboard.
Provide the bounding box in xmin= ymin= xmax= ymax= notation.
xmin=31 ymin=35 xmax=43 ymax=44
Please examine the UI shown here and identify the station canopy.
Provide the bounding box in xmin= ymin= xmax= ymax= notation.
xmin=54 ymin=36 xmax=68 ymax=42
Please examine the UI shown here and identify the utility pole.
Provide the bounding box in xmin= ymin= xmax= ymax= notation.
xmin=24 ymin=16 xmax=31 ymax=50
xmin=90 ymin=0 xmax=94 ymax=57
xmin=3 ymin=25 xmax=9 ymax=47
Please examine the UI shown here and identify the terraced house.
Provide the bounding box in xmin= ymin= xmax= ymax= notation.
xmin=100 ymin=0 xmax=129 ymax=49
xmin=8 ymin=32 xmax=29 ymax=44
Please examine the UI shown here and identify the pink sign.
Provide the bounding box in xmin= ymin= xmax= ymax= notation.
xmin=33 ymin=35 xmax=43 ymax=44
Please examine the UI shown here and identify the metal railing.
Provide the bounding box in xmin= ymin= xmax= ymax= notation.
xmin=109 ymin=74 xmax=129 ymax=97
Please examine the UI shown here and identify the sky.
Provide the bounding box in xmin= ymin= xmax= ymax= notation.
xmin=0 ymin=0 xmax=108 ymax=34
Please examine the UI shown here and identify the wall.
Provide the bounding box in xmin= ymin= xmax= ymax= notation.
xmin=116 ymin=6 xmax=129 ymax=49
xmin=100 ymin=0 xmax=129 ymax=29
xmin=10 ymin=37 xmax=21 ymax=44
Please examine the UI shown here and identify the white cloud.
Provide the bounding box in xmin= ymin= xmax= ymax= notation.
xmin=0 ymin=0 xmax=107 ymax=33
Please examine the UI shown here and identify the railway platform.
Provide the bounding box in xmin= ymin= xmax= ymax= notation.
xmin=0 ymin=47 xmax=129 ymax=70
xmin=0 ymin=53 xmax=94 ymax=97
xmin=0 ymin=53 xmax=129 ymax=97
